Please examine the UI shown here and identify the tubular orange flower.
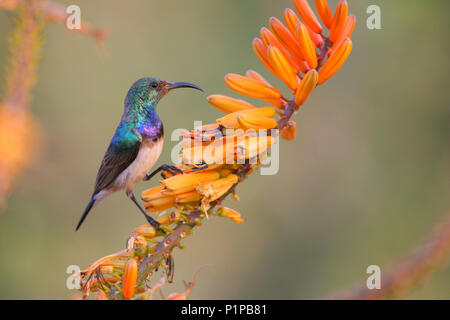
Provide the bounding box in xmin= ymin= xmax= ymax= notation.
xmin=260 ymin=28 xmax=298 ymax=70
xmin=318 ymin=38 xmax=352 ymax=84
xmin=267 ymin=45 xmax=299 ymax=90
xmin=269 ymin=17 xmax=304 ymax=61
xmin=234 ymin=136 xmax=276 ymax=161
xmin=329 ymin=0 xmax=348 ymax=43
xmin=245 ymin=70 xmax=287 ymax=109
xmin=281 ymin=121 xmax=297 ymax=140
xmin=217 ymin=107 xmax=276 ymax=129
xmin=216 ymin=111 xmax=245 ymax=128
xmin=252 ymin=38 xmax=277 ymax=76
xmin=218 ymin=207 xmax=245 ymax=224
xmin=260 ymin=27 xmax=307 ymax=73
xmin=224 ymin=73 xmax=282 ymax=99
xmin=296 ymin=23 xmax=318 ymax=69
xmin=207 ymin=95 xmax=255 ymax=114
xmin=176 ymin=190 xmax=201 ymax=203
xmin=283 ymin=8 xmax=300 ymax=38
xmin=245 ymin=69 xmax=271 ymax=86
xmin=332 ymin=14 xmax=356 ymax=48
xmin=141 ymin=185 xmax=166 ymax=201
xmin=144 ymin=196 xmax=176 ymax=212
xmin=314 ymin=0 xmax=333 ymax=29
xmin=238 ymin=112 xmax=278 ymax=130
xmin=122 ymin=259 xmax=138 ymax=300
xmin=293 ymin=0 xmax=322 ymax=34
xmin=295 ymin=69 xmax=318 ymax=107
xmin=161 ymin=171 xmax=221 ymax=191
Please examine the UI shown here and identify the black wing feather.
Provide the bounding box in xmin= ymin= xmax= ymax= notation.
xmin=92 ymin=140 xmax=141 ymax=196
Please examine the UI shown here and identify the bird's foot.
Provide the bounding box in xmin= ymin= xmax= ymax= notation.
xmin=144 ymin=164 xmax=184 ymax=181
xmin=186 ymin=164 xmax=209 ymax=173
xmin=161 ymin=164 xmax=183 ymax=178
xmin=145 ymin=214 xmax=166 ymax=234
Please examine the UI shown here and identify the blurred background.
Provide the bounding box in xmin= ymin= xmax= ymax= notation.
xmin=0 ymin=0 xmax=449 ymax=299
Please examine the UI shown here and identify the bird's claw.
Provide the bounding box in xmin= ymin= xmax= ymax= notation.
xmin=145 ymin=215 xmax=166 ymax=234
xmin=163 ymin=165 xmax=183 ymax=176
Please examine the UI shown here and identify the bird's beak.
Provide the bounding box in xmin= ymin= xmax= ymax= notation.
xmin=167 ymin=81 xmax=204 ymax=92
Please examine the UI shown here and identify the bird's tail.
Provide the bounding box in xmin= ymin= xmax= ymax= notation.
xmin=76 ymin=197 xmax=96 ymax=231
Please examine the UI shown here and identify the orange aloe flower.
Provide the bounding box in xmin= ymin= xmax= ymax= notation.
xmin=269 ymin=17 xmax=305 ymax=63
xmin=318 ymin=38 xmax=352 ymax=84
xmin=237 ymin=112 xmax=278 ymax=130
xmin=160 ymin=171 xmax=221 ymax=191
xmin=144 ymin=196 xmax=176 ymax=212
xmin=332 ymin=14 xmax=356 ymax=48
xmin=122 ymin=259 xmax=138 ymax=300
xmin=224 ymin=73 xmax=282 ymax=99
xmin=217 ymin=107 xmax=276 ymax=129
xmin=245 ymin=70 xmax=287 ymax=109
xmin=283 ymin=8 xmax=299 ymax=37
xmin=207 ymin=95 xmax=255 ymax=114
xmin=295 ymin=69 xmax=318 ymax=107
xmin=260 ymin=27 xmax=305 ymax=74
xmin=314 ymin=0 xmax=333 ymax=29
xmin=293 ymin=0 xmax=323 ymax=34
xmin=296 ymin=23 xmax=318 ymax=69
xmin=234 ymin=136 xmax=276 ymax=161
xmin=252 ymin=38 xmax=277 ymax=76
xmin=267 ymin=45 xmax=299 ymax=90
xmin=329 ymin=0 xmax=348 ymax=43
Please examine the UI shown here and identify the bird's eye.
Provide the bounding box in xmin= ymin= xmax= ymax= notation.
xmin=151 ymin=82 xmax=158 ymax=88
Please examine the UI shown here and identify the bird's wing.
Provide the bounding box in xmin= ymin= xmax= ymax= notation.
xmin=92 ymin=128 xmax=141 ymax=196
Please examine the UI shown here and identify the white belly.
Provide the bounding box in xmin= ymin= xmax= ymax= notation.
xmin=114 ymin=138 xmax=164 ymax=191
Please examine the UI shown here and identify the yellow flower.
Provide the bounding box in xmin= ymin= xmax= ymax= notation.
xmin=161 ymin=171 xmax=221 ymax=191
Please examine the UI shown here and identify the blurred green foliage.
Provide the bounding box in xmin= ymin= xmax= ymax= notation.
xmin=0 ymin=0 xmax=448 ymax=299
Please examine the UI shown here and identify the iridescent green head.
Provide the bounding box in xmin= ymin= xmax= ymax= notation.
xmin=125 ymin=77 xmax=203 ymax=108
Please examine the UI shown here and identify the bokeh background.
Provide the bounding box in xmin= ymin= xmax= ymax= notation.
xmin=0 ymin=0 xmax=449 ymax=299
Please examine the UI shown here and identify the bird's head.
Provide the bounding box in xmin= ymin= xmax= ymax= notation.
xmin=127 ymin=77 xmax=203 ymax=106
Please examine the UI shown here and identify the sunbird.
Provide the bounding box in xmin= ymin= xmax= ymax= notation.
xmin=76 ymin=77 xmax=203 ymax=232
